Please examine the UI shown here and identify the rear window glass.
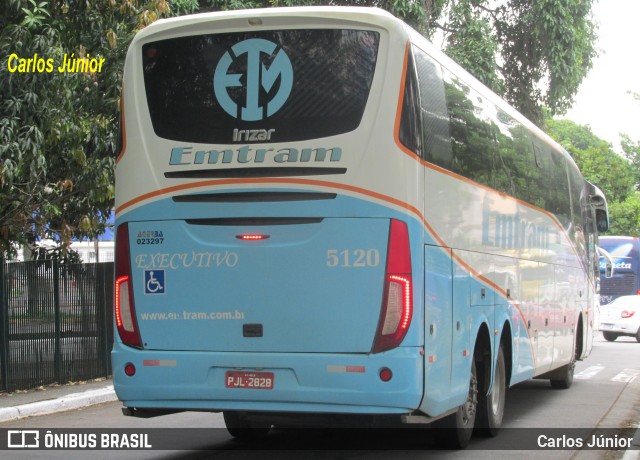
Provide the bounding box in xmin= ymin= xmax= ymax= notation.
xmin=142 ymin=29 xmax=379 ymax=144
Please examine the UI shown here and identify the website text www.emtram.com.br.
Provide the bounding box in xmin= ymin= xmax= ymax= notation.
xmin=140 ymin=310 xmax=245 ymax=321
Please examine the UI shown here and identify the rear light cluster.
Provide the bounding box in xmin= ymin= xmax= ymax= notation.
xmin=621 ymin=310 xmax=635 ymax=319
xmin=372 ymin=220 xmax=413 ymax=353
xmin=115 ymin=224 xmax=142 ymax=348
xmin=236 ymin=234 xmax=269 ymax=240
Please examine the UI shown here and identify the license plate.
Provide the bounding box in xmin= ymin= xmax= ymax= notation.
xmin=225 ymin=371 xmax=274 ymax=390
xmin=600 ymin=323 xmax=613 ymax=330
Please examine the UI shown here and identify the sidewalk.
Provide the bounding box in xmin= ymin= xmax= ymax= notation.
xmin=0 ymin=378 xmax=117 ymax=423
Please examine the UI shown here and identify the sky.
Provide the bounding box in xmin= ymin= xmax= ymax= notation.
xmin=564 ymin=0 xmax=640 ymax=151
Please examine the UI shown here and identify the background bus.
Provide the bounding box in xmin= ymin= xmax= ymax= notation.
xmin=113 ymin=7 xmax=608 ymax=448
xmin=599 ymin=236 xmax=640 ymax=304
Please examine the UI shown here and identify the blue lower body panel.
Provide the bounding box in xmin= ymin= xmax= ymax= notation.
xmin=113 ymin=344 xmax=424 ymax=414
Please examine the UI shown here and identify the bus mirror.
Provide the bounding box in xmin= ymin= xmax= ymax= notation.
xmin=598 ymin=246 xmax=614 ymax=279
xmin=595 ymin=209 xmax=609 ymax=233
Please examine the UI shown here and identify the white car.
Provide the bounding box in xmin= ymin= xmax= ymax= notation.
xmin=599 ymin=295 xmax=640 ymax=342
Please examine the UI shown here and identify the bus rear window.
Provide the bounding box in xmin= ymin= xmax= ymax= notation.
xmin=142 ymin=29 xmax=379 ymax=144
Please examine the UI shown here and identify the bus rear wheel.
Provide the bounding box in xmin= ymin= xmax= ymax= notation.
xmin=475 ymin=345 xmax=506 ymax=436
xmin=550 ymin=360 xmax=575 ymax=389
xmin=436 ymin=359 xmax=477 ymax=448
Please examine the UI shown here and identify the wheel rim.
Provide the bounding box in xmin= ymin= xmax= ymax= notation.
xmin=490 ymin=355 xmax=505 ymax=417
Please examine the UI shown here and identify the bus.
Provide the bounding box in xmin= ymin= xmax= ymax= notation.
xmin=112 ymin=7 xmax=609 ymax=447
xmin=599 ymin=236 xmax=640 ymax=305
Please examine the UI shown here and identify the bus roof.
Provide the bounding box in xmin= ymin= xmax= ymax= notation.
xmin=131 ymin=6 xmax=405 ymax=42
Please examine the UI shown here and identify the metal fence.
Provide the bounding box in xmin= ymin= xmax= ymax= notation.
xmin=0 ymin=260 xmax=114 ymax=392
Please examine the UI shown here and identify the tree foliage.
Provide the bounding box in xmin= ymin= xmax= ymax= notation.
xmin=435 ymin=0 xmax=597 ymax=125
xmin=621 ymin=134 xmax=640 ymax=190
xmin=606 ymin=195 xmax=640 ymax=236
xmin=0 ymin=0 xmax=173 ymax=255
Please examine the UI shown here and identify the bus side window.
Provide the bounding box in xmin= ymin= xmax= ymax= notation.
xmin=542 ymin=143 xmax=572 ymax=228
xmin=443 ymin=70 xmax=496 ymax=188
xmin=413 ymin=47 xmax=452 ymax=168
xmin=570 ymin=163 xmax=589 ymax=268
xmin=398 ymin=50 xmax=422 ymax=156
xmin=490 ymin=109 xmax=537 ymax=200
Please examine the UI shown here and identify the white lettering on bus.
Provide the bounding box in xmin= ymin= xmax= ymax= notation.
xmin=233 ymin=128 xmax=275 ymax=142
xmin=169 ymin=145 xmax=342 ymax=165
xmin=599 ymin=260 xmax=631 ymax=270
xmin=135 ymin=251 xmax=239 ymax=270
xmin=482 ymin=199 xmax=550 ymax=255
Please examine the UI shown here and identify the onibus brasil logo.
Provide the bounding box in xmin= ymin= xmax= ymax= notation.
xmin=213 ymin=38 xmax=293 ymax=121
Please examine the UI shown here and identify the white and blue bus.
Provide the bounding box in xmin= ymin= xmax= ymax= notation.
xmin=599 ymin=236 xmax=640 ymax=305
xmin=113 ymin=7 xmax=609 ymax=447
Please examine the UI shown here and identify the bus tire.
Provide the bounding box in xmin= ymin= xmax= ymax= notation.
xmin=475 ymin=345 xmax=506 ymax=437
xmin=436 ymin=359 xmax=477 ymax=449
xmin=549 ymin=360 xmax=575 ymax=389
xmin=223 ymin=411 xmax=271 ymax=440
xmin=602 ymin=331 xmax=619 ymax=342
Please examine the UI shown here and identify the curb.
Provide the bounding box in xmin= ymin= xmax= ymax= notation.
xmin=0 ymin=386 xmax=117 ymax=423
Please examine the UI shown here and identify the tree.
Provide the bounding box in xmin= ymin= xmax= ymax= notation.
xmin=621 ymin=134 xmax=640 ymax=190
xmin=546 ymin=119 xmax=634 ymax=203
xmin=0 ymin=0 xmax=175 ymax=256
xmin=606 ymin=195 xmax=640 ymax=236
xmin=620 ymin=90 xmax=640 ymax=189
xmin=435 ymin=0 xmax=597 ymax=126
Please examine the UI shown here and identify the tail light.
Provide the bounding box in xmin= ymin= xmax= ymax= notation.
xmin=115 ymin=224 xmax=142 ymax=348
xmin=372 ymin=219 xmax=413 ymax=353
xmin=621 ymin=310 xmax=635 ymax=319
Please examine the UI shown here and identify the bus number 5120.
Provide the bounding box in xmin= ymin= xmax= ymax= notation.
xmin=326 ymin=249 xmax=380 ymax=268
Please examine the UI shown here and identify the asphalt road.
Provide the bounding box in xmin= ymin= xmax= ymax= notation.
xmin=1 ymin=334 xmax=639 ymax=459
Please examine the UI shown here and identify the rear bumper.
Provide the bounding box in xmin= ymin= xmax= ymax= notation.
xmin=599 ymin=321 xmax=640 ymax=336
xmin=112 ymin=344 xmax=424 ymax=414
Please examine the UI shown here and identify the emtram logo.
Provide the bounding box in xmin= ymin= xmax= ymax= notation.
xmin=213 ymin=38 xmax=293 ymax=121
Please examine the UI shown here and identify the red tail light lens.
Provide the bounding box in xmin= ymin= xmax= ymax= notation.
xmin=236 ymin=234 xmax=270 ymax=240
xmin=621 ymin=310 xmax=635 ymax=319
xmin=124 ymin=362 xmax=136 ymax=377
xmin=372 ymin=220 xmax=413 ymax=353
xmin=115 ymin=224 xmax=142 ymax=348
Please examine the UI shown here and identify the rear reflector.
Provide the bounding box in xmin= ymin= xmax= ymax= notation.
xmin=115 ymin=224 xmax=142 ymax=348
xmin=379 ymin=368 xmax=393 ymax=382
xmin=124 ymin=363 xmax=136 ymax=377
xmin=372 ymin=220 xmax=413 ymax=353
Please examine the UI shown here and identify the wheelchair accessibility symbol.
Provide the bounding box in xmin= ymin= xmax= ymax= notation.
xmin=144 ymin=270 xmax=166 ymax=295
